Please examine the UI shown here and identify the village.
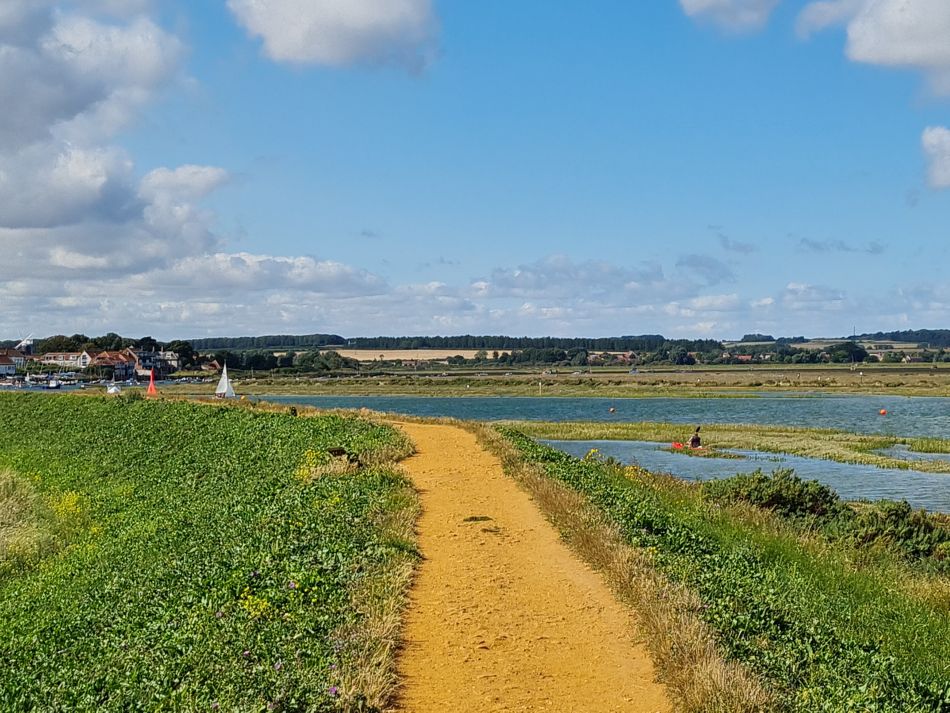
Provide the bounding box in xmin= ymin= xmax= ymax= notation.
xmin=0 ymin=341 xmax=182 ymax=384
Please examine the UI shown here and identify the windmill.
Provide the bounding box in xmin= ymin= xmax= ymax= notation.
xmin=15 ymin=333 xmax=34 ymax=355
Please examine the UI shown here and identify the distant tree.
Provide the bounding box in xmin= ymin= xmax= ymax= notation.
xmin=829 ymin=341 xmax=869 ymax=363
xmin=740 ymin=334 xmax=774 ymax=342
xmin=36 ymin=335 xmax=82 ymax=353
xmin=165 ymin=340 xmax=197 ymax=368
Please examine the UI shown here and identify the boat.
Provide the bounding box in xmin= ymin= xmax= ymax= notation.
xmin=106 ymin=384 xmax=122 ymax=395
xmin=214 ymin=365 xmax=236 ymax=399
xmin=45 ymin=378 xmax=61 ymax=390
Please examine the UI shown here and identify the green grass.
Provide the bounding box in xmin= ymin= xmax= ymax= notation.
xmin=507 ymin=420 xmax=950 ymax=474
xmin=500 ymin=429 xmax=950 ymax=712
xmin=0 ymin=393 xmax=415 ymax=711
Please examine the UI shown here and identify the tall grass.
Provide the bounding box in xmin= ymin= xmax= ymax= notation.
xmin=0 ymin=470 xmax=59 ymax=577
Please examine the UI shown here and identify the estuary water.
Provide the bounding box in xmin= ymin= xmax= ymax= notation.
xmin=262 ymin=394 xmax=950 ymax=438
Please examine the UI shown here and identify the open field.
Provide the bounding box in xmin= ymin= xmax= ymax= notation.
xmin=0 ymin=393 xmax=415 ymax=711
xmin=496 ymin=429 xmax=950 ymax=711
xmin=323 ymin=349 xmax=484 ymax=361
xmin=158 ymin=363 xmax=950 ymax=398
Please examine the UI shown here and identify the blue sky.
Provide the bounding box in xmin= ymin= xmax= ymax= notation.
xmin=1 ymin=0 xmax=949 ymax=340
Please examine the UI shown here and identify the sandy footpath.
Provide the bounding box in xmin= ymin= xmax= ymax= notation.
xmin=391 ymin=422 xmax=669 ymax=713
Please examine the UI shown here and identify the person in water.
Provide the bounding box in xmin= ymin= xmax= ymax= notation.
xmin=688 ymin=426 xmax=701 ymax=449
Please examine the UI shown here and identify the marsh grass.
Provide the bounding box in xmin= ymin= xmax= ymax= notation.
xmin=0 ymin=470 xmax=58 ymax=576
xmin=332 ymin=474 xmax=420 ymax=710
xmin=509 ymin=420 xmax=950 ymax=473
xmin=470 ymin=424 xmax=776 ymax=712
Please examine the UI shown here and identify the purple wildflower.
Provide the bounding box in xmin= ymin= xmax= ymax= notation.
xmin=329 ymin=686 xmax=339 ymax=697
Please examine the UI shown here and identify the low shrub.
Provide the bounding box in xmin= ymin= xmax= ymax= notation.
xmin=703 ymin=468 xmax=843 ymax=520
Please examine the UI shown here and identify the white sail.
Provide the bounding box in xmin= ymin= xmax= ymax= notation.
xmin=214 ymin=364 xmax=236 ymax=399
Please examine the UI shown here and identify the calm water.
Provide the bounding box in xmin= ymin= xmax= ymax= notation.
xmin=263 ymin=394 xmax=950 ymax=438
xmin=542 ymin=440 xmax=950 ymax=513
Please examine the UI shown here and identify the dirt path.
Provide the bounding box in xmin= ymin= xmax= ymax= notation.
xmin=391 ymin=422 xmax=670 ymax=713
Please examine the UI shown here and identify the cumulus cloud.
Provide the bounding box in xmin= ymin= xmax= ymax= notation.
xmin=922 ymin=126 xmax=950 ymax=188
xmin=798 ymin=0 xmax=950 ymax=92
xmin=227 ymin=0 xmax=437 ymax=71
xmin=679 ymin=0 xmax=781 ymax=32
xmin=0 ymin=4 xmax=234 ymax=288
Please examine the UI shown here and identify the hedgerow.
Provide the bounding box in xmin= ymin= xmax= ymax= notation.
xmin=0 ymin=393 xmax=415 ymax=711
xmin=500 ymin=428 xmax=950 ymax=712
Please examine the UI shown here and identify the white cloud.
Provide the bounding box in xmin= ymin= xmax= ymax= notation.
xmin=922 ymin=126 xmax=950 ymax=188
xmin=473 ymin=255 xmax=671 ymax=300
xmin=781 ymin=282 xmax=846 ymax=310
xmin=679 ymin=0 xmax=781 ymax=32
xmin=227 ymin=0 xmax=437 ymax=71
xmin=798 ymin=0 xmax=950 ymax=92
xmin=130 ymin=253 xmax=388 ymax=296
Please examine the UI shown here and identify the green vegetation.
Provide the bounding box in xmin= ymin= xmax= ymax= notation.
xmin=0 ymin=393 xmax=415 ymax=711
xmin=510 ymin=420 xmax=950 ymax=473
xmin=703 ymin=469 xmax=950 ymax=573
xmin=500 ymin=429 xmax=950 ymax=711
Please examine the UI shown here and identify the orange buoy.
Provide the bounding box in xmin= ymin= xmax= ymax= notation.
xmin=879 ymin=409 xmax=887 ymax=416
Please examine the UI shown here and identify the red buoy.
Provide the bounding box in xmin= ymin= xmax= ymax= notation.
xmin=879 ymin=409 xmax=887 ymax=416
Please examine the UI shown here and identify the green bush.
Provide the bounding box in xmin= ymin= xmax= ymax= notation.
xmin=703 ymin=468 xmax=843 ymax=520
xmin=845 ymin=500 xmax=950 ymax=567
xmin=704 ymin=470 xmax=950 ymax=572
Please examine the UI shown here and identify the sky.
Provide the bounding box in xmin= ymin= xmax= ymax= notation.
xmin=1 ymin=0 xmax=949 ymax=342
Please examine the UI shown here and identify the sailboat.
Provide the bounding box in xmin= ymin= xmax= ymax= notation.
xmin=214 ymin=364 xmax=236 ymax=399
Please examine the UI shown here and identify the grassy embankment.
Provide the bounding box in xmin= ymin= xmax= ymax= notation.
xmin=486 ymin=428 xmax=949 ymax=712
xmin=159 ymin=363 xmax=950 ymax=398
xmin=507 ymin=420 xmax=950 ymax=474
xmin=0 ymin=393 xmax=415 ymax=711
